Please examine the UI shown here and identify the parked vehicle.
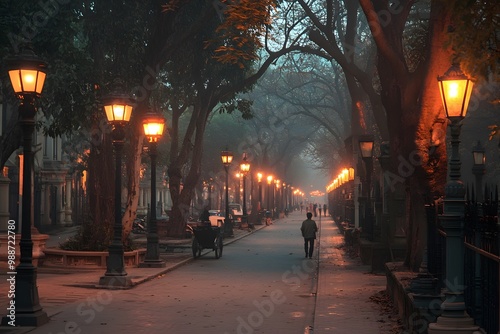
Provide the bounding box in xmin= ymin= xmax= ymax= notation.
xmin=132 ymin=218 xmax=146 ymax=234
xmin=208 ymin=210 xmax=224 ymax=227
xmin=228 ymin=203 xmax=243 ymax=223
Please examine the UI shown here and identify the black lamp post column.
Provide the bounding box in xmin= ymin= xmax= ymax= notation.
xmin=225 ymin=166 xmax=230 ymax=220
xmin=240 ymin=155 xmax=250 ymax=220
xmin=359 ymin=135 xmax=374 ymax=241
xmin=208 ymin=178 xmax=213 ymax=209
xmin=258 ymin=176 xmax=262 ymax=211
xmin=429 ymin=64 xmax=478 ymax=333
xmin=140 ymin=141 xmax=165 ymax=267
xmin=223 ymin=165 xmax=233 ymax=237
xmin=266 ymin=183 xmax=270 ymax=212
xmin=242 ymin=174 xmax=247 ymax=216
xmin=2 ymin=47 xmax=49 ymax=327
xmin=429 ymin=119 xmax=478 ymax=333
xmin=99 ymin=126 xmax=132 ymax=287
xmin=4 ymin=98 xmax=49 ymax=326
xmin=221 ymin=149 xmax=233 ymax=237
xmin=363 ymin=157 xmax=373 ymax=241
xmin=472 ymin=140 xmax=485 ymax=203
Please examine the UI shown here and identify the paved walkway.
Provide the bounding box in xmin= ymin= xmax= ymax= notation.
xmin=0 ymin=213 xmax=396 ymax=333
xmin=313 ymin=215 xmax=394 ymax=333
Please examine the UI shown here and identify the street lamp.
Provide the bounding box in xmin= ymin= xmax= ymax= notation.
xmin=221 ymin=149 xmax=233 ymax=237
xmin=428 ymin=64 xmax=478 ymax=334
xmin=140 ymin=110 xmax=166 ymax=268
xmin=257 ymin=172 xmax=263 ymax=212
xmin=266 ymin=175 xmax=273 ymax=212
xmin=472 ymin=140 xmax=485 ymax=202
xmin=235 ymin=172 xmax=241 ymax=204
xmin=1 ymin=46 xmax=49 ymax=326
xmin=240 ymin=153 xmax=250 ymax=219
xmin=207 ymin=177 xmax=214 ymax=209
xmin=358 ymin=135 xmax=374 ymax=240
xmin=275 ymin=179 xmax=281 ymax=218
xmin=99 ymin=82 xmax=134 ymax=288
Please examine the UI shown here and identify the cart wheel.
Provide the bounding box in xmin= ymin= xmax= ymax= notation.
xmin=192 ymin=237 xmax=200 ymax=258
xmin=215 ymin=237 xmax=223 ymax=259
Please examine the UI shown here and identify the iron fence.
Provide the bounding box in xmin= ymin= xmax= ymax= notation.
xmin=428 ymin=186 xmax=499 ymax=334
xmin=463 ymin=187 xmax=499 ymax=334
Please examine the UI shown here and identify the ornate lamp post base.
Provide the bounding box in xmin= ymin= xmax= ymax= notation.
xmin=1 ymin=265 xmax=49 ymax=326
xmin=98 ymin=275 xmax=133 ymax=288
xmin=99 ymin=241 xmax=132 ymax=287
xmin=139 ymin=260 xmax=166 ymax=268
xmin=139 ymin=232 xmax=166 ymax=268
xmin=428 ymin=312 xmax=480 ymax=334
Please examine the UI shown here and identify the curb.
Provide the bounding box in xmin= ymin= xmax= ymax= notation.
xmin=74 ymin=223 xmax=269 ymax=290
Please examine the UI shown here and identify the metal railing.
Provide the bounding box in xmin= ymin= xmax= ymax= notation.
xmin=427 ymin=186 xmax=499 ymax=334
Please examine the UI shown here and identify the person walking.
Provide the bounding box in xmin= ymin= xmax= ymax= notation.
xmin=323 ymin=204 xmax=327 ymax=217
xmin=301 ymin=212 xmax=318 ymax=259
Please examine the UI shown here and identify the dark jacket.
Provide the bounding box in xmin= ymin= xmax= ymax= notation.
xmin=200 ymin=209 xmax=210 ymax=222
xmin=301 ymin=219 xmax=318 ymax=239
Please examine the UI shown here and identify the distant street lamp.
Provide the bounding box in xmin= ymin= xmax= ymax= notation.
xmin=428 ymin=64 xmax=478 ymax=334
xmin=257 ymin=172 xmax=263 ymax=212
xmin=235 ymin=172 xmax=241 ymax=204
xmin=266 ymin=175 xmax=273 ymax=212
xmin=99 ymin=82 xmax=134 ymax=288
xmin=275 ymin=179 xmax=281 ymax=218
xmin=207 ymin=177 xmax=214 ymax=209
xmin=140 ymin=110 xmax=166 ymax=268
xmin=221 ymin=149 xmax=234 ymax=237
xmin=471 ymin=141 xmax=486 ymax=202
xmin=358 ymin=135 xmax=374 ymax=240
xmin=240 ymin=153 xmax=250 ymax=218
xmin=1 ymin=46 xmax=49 ymax=326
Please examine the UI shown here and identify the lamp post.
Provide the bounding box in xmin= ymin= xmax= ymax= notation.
xmin=257 ymin=172 xmax=263 ymax=212
xmin=140 ymin=111 xmax=166 ymax=268
xmin=240 ymin=153 xmax=250 ymax=219
xmin=1 ymin=46 xmax=49 ymax=326
xmin=471 ymin=140 xmax=485 ymax=203
xmin=428 ymin=64 xmax=479 ymax=334
xmin=221 ymin=149 xmax=233 ymax=237
xmin=235 ymin=172 xmax=241 ymax=204
xmin=359 ymin=135 xmax=374 ymax=241
xmin=98 ymin=83 xmax=134 ymax=288
xmin=275 ymin=179 xmax=281 ymax=218
xmin=207 ymin=177 xmax=213 ymax=209
xmin=266 ymin=175 xmax=273 ymax=212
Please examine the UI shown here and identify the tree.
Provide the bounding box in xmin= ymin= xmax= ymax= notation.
xmin=444 ymin=1 xmax=500 ymax=81
xmin=146 ymin=0 xmax=329 ymax=237
xmin=271 ymin=0 xmax=462 ymax=269
xmin=259 ymin=57 xmax=352 ymax=172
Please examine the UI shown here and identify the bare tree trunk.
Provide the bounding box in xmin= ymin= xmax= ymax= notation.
xmin=168 ymin=103 xmax=209 ymax=237
xmin=121 ymin=117 xmax=144 ymax=244
xmin=86 ymin=126 xmax=114 ymax=249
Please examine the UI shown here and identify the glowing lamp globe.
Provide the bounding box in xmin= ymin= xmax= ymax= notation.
xmin=438 ymin=64 xmax=474 ymax=120
xmin=7 ymin=47 xmax=47 ymax=98
xmin=221 ymin=150 xmax=233 ymax=166
xmin=143 ymin=112 xmax=165 ymax=142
